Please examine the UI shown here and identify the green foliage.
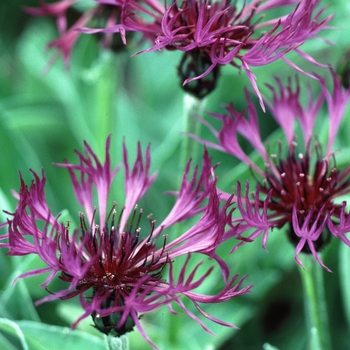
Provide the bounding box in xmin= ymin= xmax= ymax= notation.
xmin=1 ymin=1 xmax=350 ymax=349
xmin=0 ymin=319 xmax=105 ymax=350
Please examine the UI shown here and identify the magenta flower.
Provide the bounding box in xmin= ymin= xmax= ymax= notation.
xmin=0 ymin=136 xmax=250 ymax=348
xmin=193 ymin=70 xmax=350 ymax=270
xmin=132 ymin=0 xmax=332 ymax=103
xmin=27 ymin=1 xmax=331 ymax=102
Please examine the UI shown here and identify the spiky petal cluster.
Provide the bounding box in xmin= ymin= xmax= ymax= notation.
xmin=27 ymin=0 xmax=331 ymax=106
xmin=194 ymin=70 xmax=350 ymax=269
xmin=133 ymin=0 xmax=332 ymax=107
xmin=0 ymin=136 xmax=250 ymax=349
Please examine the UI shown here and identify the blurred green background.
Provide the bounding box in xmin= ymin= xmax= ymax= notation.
xmin=1 ymin=1 xmax=350 ymax=349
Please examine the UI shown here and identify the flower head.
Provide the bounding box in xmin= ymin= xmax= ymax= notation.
xmin=195 ymin=69 xmax=350 ymax=269
xmin=0 ymin=136 xmax=250 ymax=348
xmin=133 ymin=0 xmax=332 ymax=102
xmin=27 ymin=0 xmax=331 ymax=103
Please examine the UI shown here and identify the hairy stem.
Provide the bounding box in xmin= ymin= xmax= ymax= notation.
xmin=298 ymin=255 xmax=332 ymax=350
xmin=180 ymin=94 xmax=207 ymax=169
xmin=105 ymin=334 xmax=129 ymax=350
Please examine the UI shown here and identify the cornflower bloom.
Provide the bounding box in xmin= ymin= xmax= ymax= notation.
xmin=193 ymin=70 xmax=350 ymax=270
xmin=131 ymin=0 xmax=332 ymax=102
xmin=0 ymin=136 xmax=251 ymax=348
xmin=27 ymin=1 xmax=331 ymax=103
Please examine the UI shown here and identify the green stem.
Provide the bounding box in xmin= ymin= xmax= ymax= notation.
xmin=94 ymin=50 xmax=119 ymax=157
xmin=339 ymin=241 xmax=350 ymax=332
xmin=105 ymin=334 xmax=129 ymax=350
xmin=167 ymin=94 xmax=206 ymax=346
xmin=180 ymin=94 xmax=207 ymax=169
xmin=298 ymin=255 xmax=332 ymax=350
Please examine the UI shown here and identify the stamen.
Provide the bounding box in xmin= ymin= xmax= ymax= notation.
xmin=131 ymin=228 xmax=141 ymax=250
xmin=117 ymin=205 xmax=125 ymax=229
xmin=136 ymin=208 xmax=143 ymax=228
xmin=128 ymin=205 xmax=138 ymax=232
xmin=270 ymin=153 xmax=278 ymax=166
xmin=64 ymin=225 xmax=70 ymax=249
xmin=106 ymin=202 xmax=117 ymax=222
xmin=110 ymin=225 xmax=116 ymax=260
xmin=159 ymin=234 xmax=168 ymax=257
xmin=92 ymin=225 xmax=99 ymax=253
xmin=157 ymin=255 xmax=170 ymax=277
xmin=147 ymin=219 xmax=156 ymax=243
xmin=90 ymin=207 xmax=98 ymax=228
xmin=80 ymin=213 xmax=88 ymax=235
xmin=110 ymin=209 xmax=117 ymax=242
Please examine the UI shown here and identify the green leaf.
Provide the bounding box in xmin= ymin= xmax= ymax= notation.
xmin=0 ymin=319 xmax=106 ymax=350
xmin=0 ymin=332 xmax=19 ymax=350
xmin=0 ymin=318 xmax=29 ymax=350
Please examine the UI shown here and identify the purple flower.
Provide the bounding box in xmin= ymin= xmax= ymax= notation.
xmin=0 ymin=136 xmax=250 ymax=348
xmin=194 ymin=70 xmax=350 ymax=270
xmin=132 ymin=0 xmax=332 ymax=104
xmin=27 ymin=1 xmax=331 ymax=103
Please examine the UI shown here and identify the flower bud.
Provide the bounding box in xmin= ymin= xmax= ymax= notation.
xmin=178 ymin=50 xmax=220 ymax=99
